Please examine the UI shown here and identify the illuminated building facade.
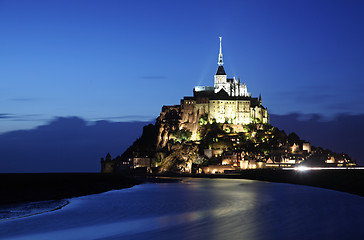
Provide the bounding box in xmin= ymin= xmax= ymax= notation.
xmin=180 ymin=37 xmax=269 ymax=135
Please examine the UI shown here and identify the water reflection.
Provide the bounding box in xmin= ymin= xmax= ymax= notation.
xmin=0 ymin=178 xmax=363 ymax=240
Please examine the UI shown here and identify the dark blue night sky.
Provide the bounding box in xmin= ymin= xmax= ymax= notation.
xmin=1 ymin=0 xmax=363 ymax=132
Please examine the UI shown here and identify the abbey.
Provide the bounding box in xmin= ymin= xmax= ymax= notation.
xmin=102 ymin=38 xmax=356 ymax=174
xmin=178 ymin=37 xmax=269 ymax=136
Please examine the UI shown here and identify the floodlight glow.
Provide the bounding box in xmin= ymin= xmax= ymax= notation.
xmin=296 ymin=166 xmax=309 ymax=171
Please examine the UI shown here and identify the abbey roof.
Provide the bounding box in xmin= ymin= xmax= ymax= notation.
xmin=216 ymin=65 xmax=226 ymax=75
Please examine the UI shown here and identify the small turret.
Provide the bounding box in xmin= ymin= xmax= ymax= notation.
xmin=105 ymin=153 xmax=112 ymax=161
xmin=259 ymin=94 xmax=262 ymax=105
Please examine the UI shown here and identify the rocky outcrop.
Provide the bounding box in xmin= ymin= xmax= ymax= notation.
xmin=156 ymin=105 xmax=181 ymax=150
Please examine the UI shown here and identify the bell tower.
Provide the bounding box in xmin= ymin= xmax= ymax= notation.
xmin=214 ymin=37 xmax=227 ymax=92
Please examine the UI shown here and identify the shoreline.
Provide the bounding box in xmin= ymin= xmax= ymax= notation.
xmin=0 ymin=200 xmax=70 ymax=221
xmin=150 ymin=169 xmax=364 ymax=197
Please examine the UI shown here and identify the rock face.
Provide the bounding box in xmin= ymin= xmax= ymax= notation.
xmin=159 ymin=143 xmax=199 ymax=173
xmin=156 ymin=105 xmax=181 ymax=150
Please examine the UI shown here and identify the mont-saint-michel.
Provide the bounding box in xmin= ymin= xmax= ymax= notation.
xmin=2 ymin=1 xmax=364 ymax=239
xmin=101 ymin=38 xmax=356 ymax=174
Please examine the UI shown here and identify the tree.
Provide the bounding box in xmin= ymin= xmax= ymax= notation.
xmin=172 ymin=128 xmax=192 ymax=142
xmin=198 ymin=114 xmax=208 ymax=125
xmin=199 ymin=122 xmax=225 ymax=148
xmin=288 ymin=132 xmax=300 ymax=145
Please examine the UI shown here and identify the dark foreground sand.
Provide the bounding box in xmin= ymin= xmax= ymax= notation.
xmin=0 ymin=173 xmax=141 ymax=205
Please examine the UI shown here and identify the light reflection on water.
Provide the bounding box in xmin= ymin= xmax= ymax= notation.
xmin=0 ymin=178 xmax=363 ymax=240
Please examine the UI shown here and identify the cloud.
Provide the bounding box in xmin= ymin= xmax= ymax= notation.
xmin=0 ymin=113 xmax=47 ymax=122
xmin=0 ymin=113 xmax=12 ymax=119
xmin=12 ymin=115 xmax=49 ymax=122
xmin=93 ymin=115 xmax=156 ymax=122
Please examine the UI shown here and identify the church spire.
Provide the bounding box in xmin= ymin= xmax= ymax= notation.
xmin=215 ymin=37 xmax=226 ymax=75
xmin=218 ymin=37 xmax=223 ymax=66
